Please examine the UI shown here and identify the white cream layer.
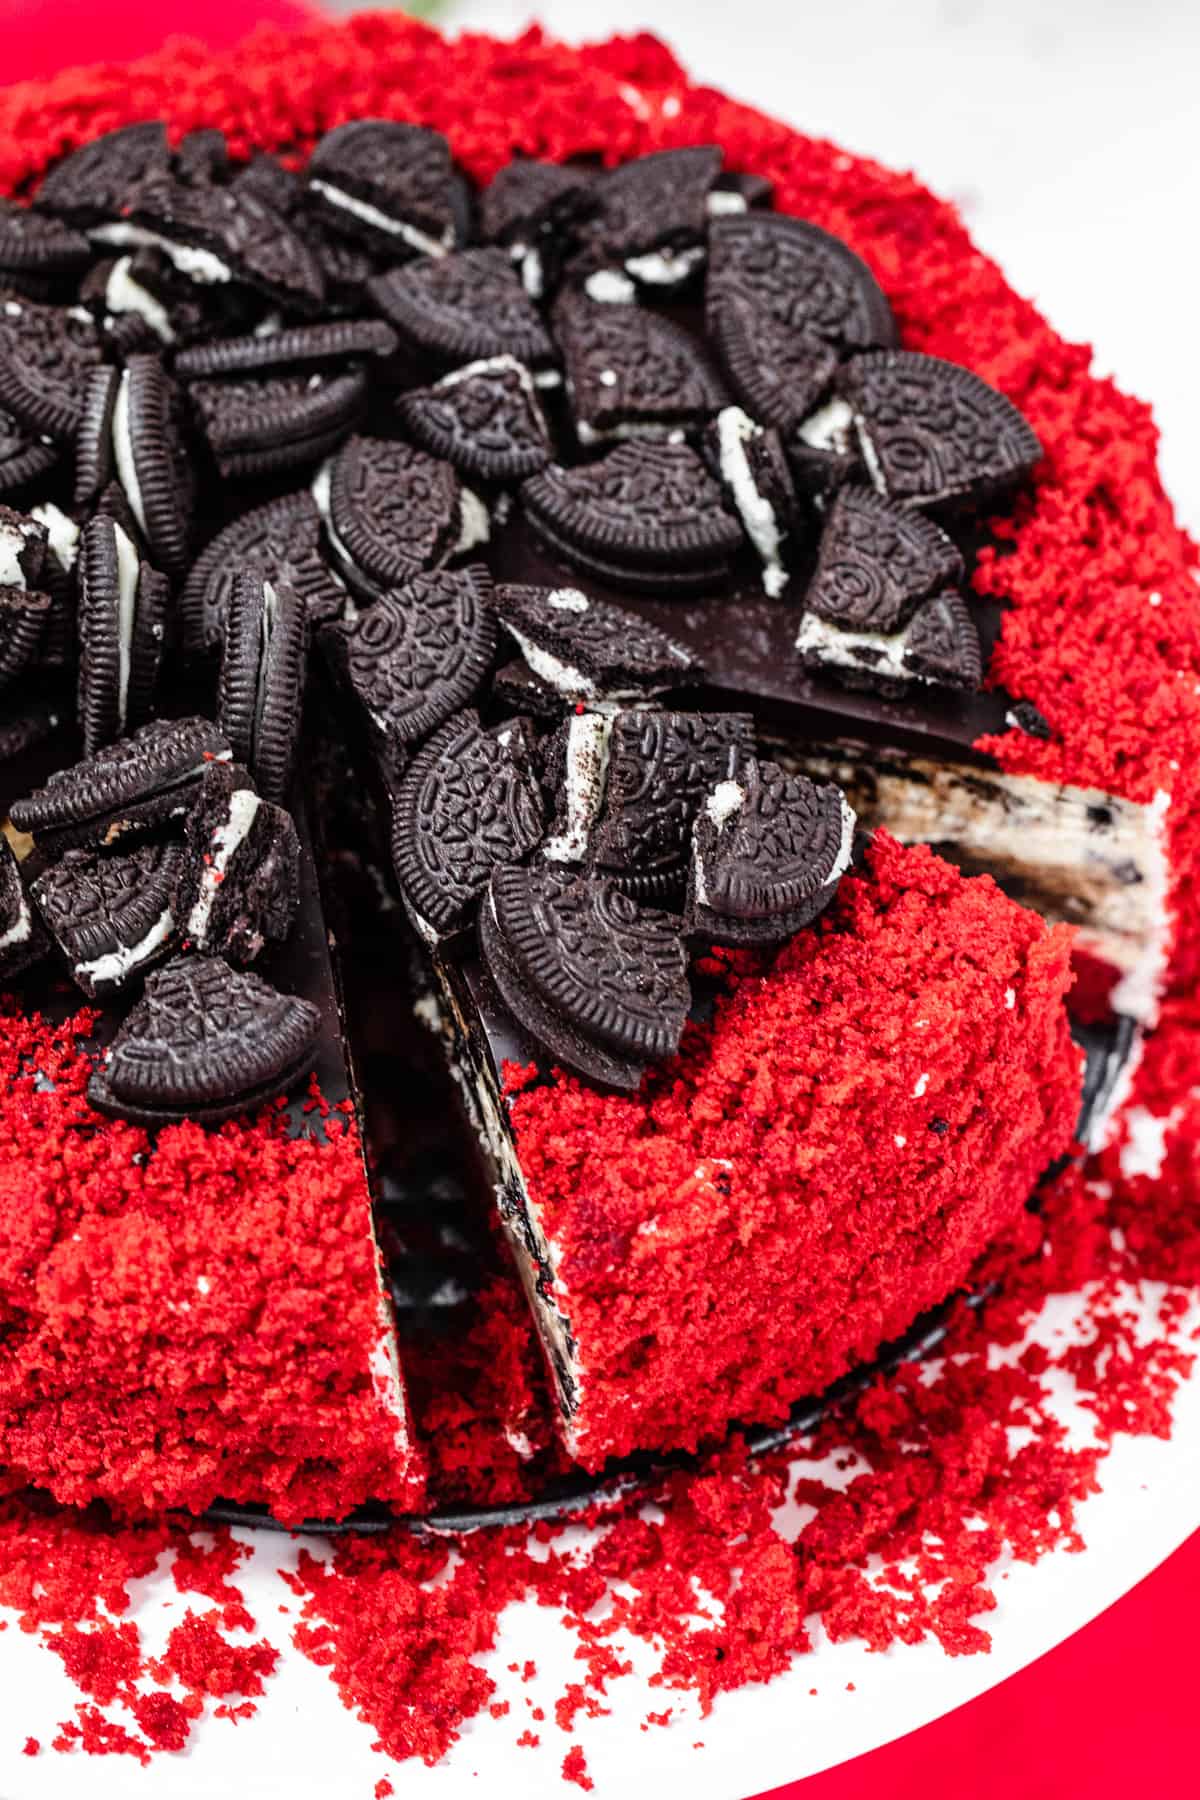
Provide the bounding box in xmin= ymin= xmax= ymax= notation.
xmin=543 ymin=712 xmax=613 ymax=862
xmin=715 ymin=405 xmax=787 ymax=598
xmin=104 ymin=256 xmax=175 ymax=344
xmin=309 ymin=179 xmax=453 ymax=258
xmin=111 ymin=372 xmax=148 ymax=541
xmin=90 ymin=221 xmax=233 ymax=285
xmin=76 ymin=905 xmax=174 ymax=990
xmin=187 ymin=787 xmax=261 ymax=943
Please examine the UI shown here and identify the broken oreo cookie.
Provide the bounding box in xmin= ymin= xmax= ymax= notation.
xmin=553 ymin=289 xmax=727 ymax=443
xmin=189 ymin=367 xmax=367 ymax=480
xmin=707 ymin=211 xmax=896 ymax=354
xmin=684 ymin=760 xmax=855 ymax=946
xmin=181 ymin=490 xmax=344 ymax=654
xmin=112 ymin=354 xmax=195 ymax=579
xmin=395 ymin=357 xmax=551 ymax=484
xmin=175 ymin=760 xmax=300 ymax=963
xmin=308 ymin=119 xmax=457 ymax=258
xmin=317 ymin=433 xmax=477 ymax=601
xmin=707 ymin=293 xmax=840 ymax=438
xmin=76 ymin=513 xmax=168 ymax=754
xmin=10 ymin=716 xmax=232 ymax=855
xmin=492 ymin=583 xmax=697 ymax=704
xmin=369 ymin=247 xmax=555 ymax=370
xmin=32 ymin=838 xmax=183 ymax=996
xmin=701 ymin=406 xmax=798 ymax=598
xmin=217 ymin=571 xmax=309 ymax=804
xmin=578 ymin=146 xmax=722 ymax=288
xmin=87 ymin=954 xmax=321 ymax=1126
xmin=36 ymin=122 xmax=171 ymax=227
xmin=390 ymin=708 xmax=545 ymax=941
xmin=175 ymin=317 xmax=397 ymax=380
xmin=482 ymin=862 xmax=690 ymax=1088
xmin=0 ymin=834 xmax=47 ymax=980
xmin=840 ymin=351 xmax=1043 ymax=509
xmin=805 ymin=484 xmax=964 ymax=632
xmin=796 ymin=585 xmax=982 ymax=696
xmin=0 ymin=298 xmax=102 ymax=442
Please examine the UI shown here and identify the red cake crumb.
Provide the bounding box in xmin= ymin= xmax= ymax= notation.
xmin=508 ymin=835 xmax=1081 ymax=1465
xmin=562 ymin=1744 xmax=594 ymax=1789
xmin=375 ymin=1781 xmax=394 ymax=1799
xmin=22 ymin=1737 xmax=39 ymax=1756
xmin=0 ymin=1000 xmax=423 ymax=1525
xmin=170 ymin=1529 xmax=256 ymax=1633
xmin=517 ymin=1729 xmax=540 ymax=1748
xmin=153 ymin=1610 xmax=278 ymax=1698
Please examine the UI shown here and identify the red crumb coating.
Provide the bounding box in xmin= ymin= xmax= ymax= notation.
xmin=0 ymin=17 xmax=1196 ymax=989
xmin=508 ymin=836 xmax=1081 ymax=1466
xmin=0 ymin=1005 xmax=423 ymax=1524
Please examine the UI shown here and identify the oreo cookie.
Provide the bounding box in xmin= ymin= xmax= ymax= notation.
xmin=82 ymin=248 xmax=211 ymax=350
xmin=839 ymin=351 xmax=1043 ymax=509
xmin=73 ymin=363 xmax=119 ymax=510
xmin=479 ymin=158 xmax=596 ymax=296
xmin=26 ymin=499 xmax=80 ymax=667
xmin=520 ymin=441 xmax=744 ymax=593
xmin=390 ymin=708 xmax=545 ymax=941
xmin=87 ymin=954 xmax=321 ymax=1126
xmin=180 ymin=490 xmax=345 ymax=655
xmin=319 ymin=564 xmax=497 ymax=774
xmin=707 ymin=212 xmax=896 ymax=353
xmin=175 ymin=318 xmax=397 ymax=380
xmin=31 ymin=839 xmax=183 ymax=996
xmin=701 ymin=407 xmax=799 ymax=599
xmin=795 ymin=585 xmax=982 ymax=696
xmin=112 ymin=354 xmax=195 ymax=579
xmin=10 ymin=716 xmax=232 ymax=855
xmin=35 ymin=122 xmax=171 ymax=227
xmin=684 ymin=761 xmax=855 ymax=946
xmin=589 ymin=710 xmax=755 ymax=895
xmin=394 ymin=357 xmax=551 ymax=484
xmin=492 ymin=583 xmax=697 ymax=704
xmin=0 ymin=298 xmax=102 ymax=442
xmin=189 ymin=367 xmax=367 ymax=480
xmin=0 ymin=503 xmax=51 ymax=684
xmin=0 ymin=404 xmax=59 ymax=497
xmin=307 ymin=120 xmax=457 ymax=258
xmin=369 ymin=247 xmax=555 ymax=370
xmin=92 ymin=177 xmax=326 ymax=314
xmin=173 ymin=127 xmax=230 ymax=189
xmin=483 ymin=863 xmax=690 ymax=1087
xmin=707 ymin=292 xmax=840 ymax=437
xmin=540 ymin=710 xmax=614 ymax=865
xmin=174 ymin=760 xmax=300 ymax=962
xmin=579 ymin=146 xmax=722 ymax=287
xmin=0 ymin=197 xmax=91 ymax=279
xmin=0 ymin=835 xmax=47 ymax=980
xmin=805 ymin=485 xmax=964 ymax=632
xmin=317 ymin=433 xmax=475 ymax=601
xmin=552 ymin=289 xmax=727 ymax=443
xmin=76 ymin=514 xmax=168 ymax=754
xmin=216 ymin=571 xmax=309 ymax=804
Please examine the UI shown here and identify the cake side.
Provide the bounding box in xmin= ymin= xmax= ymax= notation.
xmin=495 ymin=834 xmax=1080 ymax=1466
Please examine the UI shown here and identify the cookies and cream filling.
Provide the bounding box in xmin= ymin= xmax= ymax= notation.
xmin=111 ymin=370 xmax=148 ymax=540
xmin=795 ymin=611 xmax=938 ymax=688
xmin=75 ymin=905 xmax=174 ymax=992
xmin=779 ymin=739 xmax=1173 ymax=1025
xmin=543 ymin=712 xmax=613 ymax=862
xmin=454 ymin=486 xmax=491 ymax=554
xmin=104 ymin=256 xmax=175 ymax=344
xmin=795 ymin=396 xmax=856 ymax=456
xmin=624 ymin=244 xmax=705 ymax=286
xmin=583 ymin=269 xmax=636 ymax=305
xmin=0 ymin=884 xmax=32 ymax=952
xmin=111 ymin=520 xmax=141 ymax=734
xmin=715 ymin=405 xmax=788 ymax=598
xmin=90 ymin=221 xmax=234 ymax=285
xmin=0 ymin=514 xmax=41 ymax=588
xmin=308 ymin=178 xmax=454 ymax=258
xmin=187 ymin=786 xmax=262 ymax=944
xmin=29 ymin=502 xmax=80 ymax=573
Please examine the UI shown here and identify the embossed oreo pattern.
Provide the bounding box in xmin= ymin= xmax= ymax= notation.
xmin=591 ymin=710 xmax=754 ymax=883
xmin=329 ymin=434 xmax=464 ymax=587
xmin=554 ymin=290 xmax=727 ymax=435
xmin=369 ymin=247 xmax=555 ymax=366
xmin=807 ymin=485 xmax=964 ymax=633
xmin=32 ymin=839 xmax=182 ymax=994
xmin=396 ymin=359 xmax=550 ymax=483
xmin=522 ymin=441 xmax=745 ymax=569
xmin=707 ymin=212 xmax=896 ymax=352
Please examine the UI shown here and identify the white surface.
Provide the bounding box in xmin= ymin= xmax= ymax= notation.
xmin=3 ymin=6 xmax=1199 ymax=1795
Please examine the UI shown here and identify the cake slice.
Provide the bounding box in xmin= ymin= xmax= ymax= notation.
xmin=429 ymin=832 xmax=1081 ymax=1466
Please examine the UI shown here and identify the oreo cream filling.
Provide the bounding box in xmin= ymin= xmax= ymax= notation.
xmin=308 ymin=179 xmax=454 ymax=259
xmin=624 ymin=245 xmax=706 ymax=286
xmin=111 ymin=520 xmax=141 ymax=732
xmin=104 ymin=255 xmax=175 ymax=344
xmin=75 ymin=905 xmax=174 ymax=991
xmin=543 ymin=712 xmax=613 ymax=862
xmin=715 ymin=405 xmax=787 ymax=598
xmin=0 ymin=515 xmax=38 ymax=587
xmin=29 ymin=502 xmax=80 ymax=572
xmin=111 ymin=370 xmax=148 ymax=539
xmin=583 ymin=270 xmax=637 ymax=305
xmin=0 ymin=885 xmax=32 ymax=952
xmin=90 ymin=221 xmax=233 ymax=286
xmin=795 ymin=611 xmax=934 ymax=687
xmin=187 ymin=786 xmax=262 ymax=942
xmin=796 ymin=396 xmax=856 ymax=455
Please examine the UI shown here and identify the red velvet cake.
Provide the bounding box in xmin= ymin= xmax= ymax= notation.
xmin=0 ymin=13 xmax=1193 ymax=1524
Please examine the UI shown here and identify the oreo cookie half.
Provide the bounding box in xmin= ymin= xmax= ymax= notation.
xmin=521 ymin=441 xmax=744 ymax=592
xmin=580 ymin=146 xmax=722 ymax=287
xmin=484 ymin=862 xmax=690 ymax=1084
xmin=805 ymin=484 xmax=964 ymax=632
xmin=175 ymin=318 xmax=397 ymax=379
xmin=174 ymin=760 xmax=300 ymax=963
xmin=10 ymin=716 xmax=232 ymax=855
xmin=701 ymin=406 xmax=799 ymax=598
xmin=181 ymin=490 xmax=345 ymax=655
xmin=0 ymin=503 xmax=51 ymax=685
xmin=390 ymin=708 xmax=545 ymax=941
xmin=707 ymin=291 xmax=840 ymax=437
xmin=76 ymin=514 xmax=168 ymax=754
xmin=0 ymin=197 xmax=91 ymax=279
xmin=0 ymin=404 xmax=60 ymax=497
xmin=32 ymin=839 xmax=183 ymax=996
xmin=369 ymin=247 xmax=555 ymax=369
xmin=684 ymin=761 xmax=856 ymax=946
xmin=27 ymin=499 xmax=80 ymax=667
xmin=0 ymin=298 xmax=102 ymax=442
xmin=795 ymin=586 xmax=982 ymax=696
xmin=319 ymin=564 xmax=497 ymax=774
xmin=479 ymin=158 xmax=596 ymax=296
xmin=394 ymin=356 xmax=551 ymax=484
xmin=189 ymin=367 xmax=367 ymax=480
xmin=319 ymin=433 xmax=474 ymax=599
xmin=0 ymin=835 xmax=47 ymax=980
xmin=589 ymin=710 xmax=756 ymax=895
xmin=73 ymin=363 xmax=119 ymax=510
xmin=840 ymin=351 xmax=1043 ymax=509
xmin=308 ymin=119 xmax=457 ymax=258
xmin=35 ymin=122 xmax=171 ymax=226
xmin=553 ymin=289 xmax=727 ymax=443
xmin=216 ymin=571 xmax=309 ymax=804
xmin=112 ymin=354 xmax=195 ymax=579
xmin=707 ymin=212 xmax=896 ymax=353
xmin=492 ymin=583 xmax=697 ymax=703
xmin=87 ymin=954 xmax=321 ymax=1126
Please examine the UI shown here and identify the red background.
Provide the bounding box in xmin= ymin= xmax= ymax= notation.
xmin=3 ymin=3 xmax=1197 ymax=1793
